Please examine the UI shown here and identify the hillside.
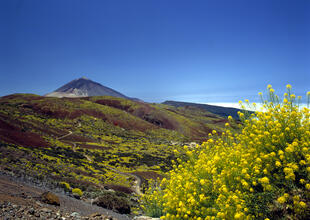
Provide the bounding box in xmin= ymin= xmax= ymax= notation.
xmin=0 ymin=94 xmax=230 ymax=215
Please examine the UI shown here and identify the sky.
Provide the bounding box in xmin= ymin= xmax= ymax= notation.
xmin=0 ymin=0 xmax=309 ymax=104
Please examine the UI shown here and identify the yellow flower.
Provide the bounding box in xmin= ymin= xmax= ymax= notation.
xmin=277 ymin=196 xmax=286 ymax=204
xmin=276 ymin=160 xmax=281 ymax=167
xmin=284 ymin=193 xmax=289 ymax=198
xmin=285 ymin=145 xmax=294 ymax=153
xmin=299 ymin=201 xmax=307 ymax=208
xmin=286 ymin=84 xmax=292 ymax=89
xmin=234 ymin=212 xmax=243 ymax=219
xmin=260 ymin=177 xmax=269 ymax=184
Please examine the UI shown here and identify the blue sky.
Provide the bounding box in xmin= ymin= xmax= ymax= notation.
xmin=1 ymin=0 xmax=309 ymax=103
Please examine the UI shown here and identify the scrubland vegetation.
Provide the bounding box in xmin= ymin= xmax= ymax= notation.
xmin=0 ymin=93 xmax=228 ymax=215
xmin=141 ymin=86 xmax=310 ymax=219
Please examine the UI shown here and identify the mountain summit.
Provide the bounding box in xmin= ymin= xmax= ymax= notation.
xmin=45 ymin=77 xmax=129 ymax=98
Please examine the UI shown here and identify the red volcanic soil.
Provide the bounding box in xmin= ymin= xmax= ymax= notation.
xmin=0 ymin=119 xmax=49 ymax=148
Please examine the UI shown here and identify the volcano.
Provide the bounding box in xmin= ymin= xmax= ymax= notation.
xmin=45 ymin=77 xmax=130 ymax=99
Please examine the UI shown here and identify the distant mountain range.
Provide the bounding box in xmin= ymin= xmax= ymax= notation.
xmin=163 ymin=100 xmax=242 ymax=119
xmin=45 ymin=77 xmax=131 ymax=99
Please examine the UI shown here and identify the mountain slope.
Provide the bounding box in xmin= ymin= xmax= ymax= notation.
xmin=0 ymin=94 xmax=234 ymax=214
xmin=0 ymin=94 xmax=228 ymax=142
xmin=45 ymin=77 xmax=129 ymax=99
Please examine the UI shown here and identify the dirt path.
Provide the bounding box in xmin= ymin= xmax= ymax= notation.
xmin=57 ymin=124 xmax=142 ymax=195
xmin=57 ymin=130 xmax=73 ymax=140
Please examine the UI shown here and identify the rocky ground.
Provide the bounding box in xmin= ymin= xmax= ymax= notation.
xmin=0 ymin=174 xmax=131 ymax=220
xmin=0 ymin=202 xmax=116 ymax=219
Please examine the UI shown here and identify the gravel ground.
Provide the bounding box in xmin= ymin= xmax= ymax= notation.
xmin=0 ymin=174 xmax=131 ymax=220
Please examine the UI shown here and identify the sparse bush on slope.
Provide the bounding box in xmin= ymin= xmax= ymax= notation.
xmin=94 ymin=191 xmax=131 ymax=214
xmin=141 ymin=85 xmax=310 ymax=219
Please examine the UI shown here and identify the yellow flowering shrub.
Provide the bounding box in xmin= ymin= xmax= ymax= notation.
xmin=142 ymin=86 xmax=310 ymax=219
xmin=72 ymin=188 xmax=83 ymax=197
xmin=140 ymin=179 xmax=166 ymax=217
xmin=60 ymin=181 xmax=71 ymax=192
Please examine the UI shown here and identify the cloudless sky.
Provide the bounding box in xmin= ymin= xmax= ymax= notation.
xmin=1 ymin=0 xmax=309 ymax=103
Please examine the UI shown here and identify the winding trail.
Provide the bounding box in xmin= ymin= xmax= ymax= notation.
xmin=57 ymin=131 xmax=73 ymax=140
xmin=57 ymin=124 xmax=142 ymax=195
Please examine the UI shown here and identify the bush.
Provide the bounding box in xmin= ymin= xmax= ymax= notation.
xmin=94 ymin=192 xmax=131 ymax=214
xmin=60 ymin=181 xmax=71 ymax=192
xmin=72 ymin=188 xmax=83 ymax=197
xmin=140 ymin=179 xmax=165 ymax=217
xmin=142 ymin=86 xmax=310 ymax=219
